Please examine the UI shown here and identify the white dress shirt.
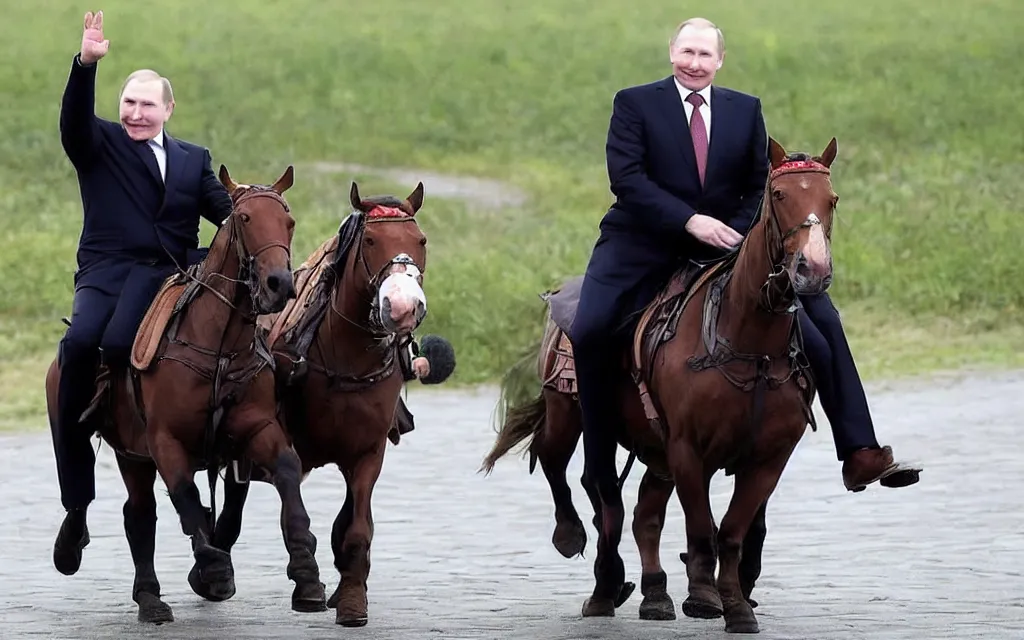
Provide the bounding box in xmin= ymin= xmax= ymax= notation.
xmin=148 ymin=130 xmax=166 ymax=181
xmin=673 ymin=78 xmax=712 ymax=141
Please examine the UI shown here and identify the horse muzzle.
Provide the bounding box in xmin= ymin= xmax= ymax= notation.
xmin=256 ymin=267 xmax=297 ymax=314
xmin=377 ymin=273 xmax=427 ymax=335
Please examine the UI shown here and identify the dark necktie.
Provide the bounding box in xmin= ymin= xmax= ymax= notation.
xmin=686 ymin=92 xmax=708 ymax=185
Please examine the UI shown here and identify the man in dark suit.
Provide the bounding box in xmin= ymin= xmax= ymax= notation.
xmin=571 ymin=18 xmax=921 ymax=521
xmin=51 ymin=10 xmax=233 ymax=576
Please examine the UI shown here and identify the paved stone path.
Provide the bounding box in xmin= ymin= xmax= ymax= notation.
xmin=2 ymin=370 xmax=1023 ymax=638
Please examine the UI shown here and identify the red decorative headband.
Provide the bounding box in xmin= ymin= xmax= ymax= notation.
xmin=769 ymin=159 xmax=830 ymax=181
xmin=364 ymin=205 xmax=410 ymax=220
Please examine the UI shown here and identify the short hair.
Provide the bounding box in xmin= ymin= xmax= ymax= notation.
xmin=119 ymin=69 xmax=174 ymax=104
xmin=670 ymin=17 xmax=725 ymax=54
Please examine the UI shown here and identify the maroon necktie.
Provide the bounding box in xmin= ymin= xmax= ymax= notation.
xmin=686 ymin=92 xmax=708 ymax=185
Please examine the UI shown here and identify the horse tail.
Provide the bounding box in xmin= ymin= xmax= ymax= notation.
xmin=480 ymin=327 xmax=549 ymax=475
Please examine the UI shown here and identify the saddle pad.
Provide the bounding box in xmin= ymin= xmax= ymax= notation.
xmin=131 ymin=275 xmax=188 ymax=371
xmin=263 ymin=235 xmax=339 ymax=347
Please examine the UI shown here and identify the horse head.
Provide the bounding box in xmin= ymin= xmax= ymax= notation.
xmin=218 ymin=164 xmax=297 ymax=315
xmin=763 ymin=137 xmax=839 ymax=299
xmin=336 ymin=181 xmax=427 ymax=337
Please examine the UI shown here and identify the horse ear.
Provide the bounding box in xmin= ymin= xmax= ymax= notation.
xmin=405 ymin=182 xmax=424 ymax=215
xmin=817 ymin=137 xmax=838 ymax=168
xmin=271 ymin=165 xmax=294 ymax=194
xmin=219 ymin=164 xmax=237 ymax=192
xmin=349 ymin=182 xmax=366 ymax=212
xmin=768 ymin=137 xmax=787 ymax=169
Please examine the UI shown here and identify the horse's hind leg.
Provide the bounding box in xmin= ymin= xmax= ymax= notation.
xmin=633 ymin=468 xmax=676 ymax=620
xmin=332 ymin=447 xmax=385 ymax=627
xmin=116 ymin=454 xmax=173 ymax=623
xmin=717 ymin=455 xmax=793 ymax=634
xmin=188 ymin=462 xmax=251 ymax=602
xmin=540 ymin=388 xmax=587 ymax=558
xmin=244 ymin=422 xmax=326 ymax=613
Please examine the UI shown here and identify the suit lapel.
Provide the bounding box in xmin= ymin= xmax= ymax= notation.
xmin=704 ymin=85 xmax=733 ymax=188
xmin=162 ymin=133 xmax=188 ymax=211
xmin=657 ymin=76 xmax=701 ymax=188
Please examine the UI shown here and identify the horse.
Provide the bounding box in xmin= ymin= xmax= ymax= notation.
xmin=198 ymin=181 xmax=431 ymax=627
xmin=44 ymin=165 xmax=327 ymax=624
xmin=482 ymin=137 xmax=841 ymax=634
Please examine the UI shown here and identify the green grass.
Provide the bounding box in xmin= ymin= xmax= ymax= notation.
xmin=2 ymin=0 xmax=1022 ymax=430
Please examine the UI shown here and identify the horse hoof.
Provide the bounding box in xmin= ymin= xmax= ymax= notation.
xmin=615 ymin=581 xmax=636 ymax=608
xmin=682 ymin=595 xmax=724 ymax=619
xmin=725 ymin=600 xmax=759 ymax=633
xmin=336 ymin=614 xmax=368 ymax=627
xmin=552 ymin=519 xmax=587 ymax=558
xmin=725 ymin=619 xmax=760 ymax=634
xmin=292 ymin=581 xmax=328 ymax=613
xmin=326 ymin=583 xmax=341 ymax=609
xmin=136 ymin=592 xmax=174 ymax=624
xmin=639 ymin=592 xmax=676 ymax=620
xmin=582 ymin=596 xmax=615 ymax=617
xmin=188 ymin=563 xmax=236 ymax=602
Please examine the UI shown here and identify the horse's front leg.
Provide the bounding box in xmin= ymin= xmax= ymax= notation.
xmin=188 ymin=460 xmax=252 ymax=602
xmin=332 ymin=443 xmax=385 ymax=627
xmin=633 ymin=468 xmax=676 ymax=620
xmin=239 ymin=406 xmax=326 ymax=613
xmin=148 ymin=424 xmax=234 ymax=598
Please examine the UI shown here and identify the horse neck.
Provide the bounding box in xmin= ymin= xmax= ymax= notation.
xmin=718 ymin=208 xmax=795 ymax=354
xmin=319 ymin=245 xmax=389 ymax=370
xmin=177 ymin=218 xmax=255 ymax=352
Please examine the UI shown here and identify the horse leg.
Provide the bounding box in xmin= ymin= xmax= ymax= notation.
xmin=633 ymin=468 xmax=676 ymax=620
xmin=579 ymin=468 xmax=633 ymax=616
xmin=717 ymin=455 xmax=792 ymax=634
xmin=540 ymin=389 xmax=587 ymax=558
xmin=332 ymin=447 xmax=385 ymax=627
xmin=670 ymin=442 xmax=722 ymax=619
xmin=739 ymin=501 xmax=768 ymax=609
xmin=244 ymin=424 xmax=326 ymax=613
xmin=150 ymin=429 xmax=235 ymax=604
xmin=325 ymin=481 xmax=353 ymax=611
xmin=115 ymin=454 xmax=173 ymax=623
xmin=187 ymin=461 xmax=251 ymax=602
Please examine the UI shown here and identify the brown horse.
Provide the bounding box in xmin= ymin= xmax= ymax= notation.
xmin=484 ymin=138 xmax=842 ymax=634
xmin=44 ymin=165 xmax=327 ymax=624
xmin=201 ymin=181 xmax=430 ymax=626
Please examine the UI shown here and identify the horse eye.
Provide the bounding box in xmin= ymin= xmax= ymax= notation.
xmin=240 ymin=213 xmax=251 ymax=223
xmin=364 ymin=236 xmax=374 ymax=246
xmin=772 ymin=189 xmax=785 ymax=201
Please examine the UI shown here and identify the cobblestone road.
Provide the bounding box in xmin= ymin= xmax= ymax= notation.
xmin=2 ymin=370 xmax=1023 ymax=639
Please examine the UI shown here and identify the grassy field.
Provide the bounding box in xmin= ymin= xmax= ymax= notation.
xmin=1 ymin=0 xmax=1022 ymax=430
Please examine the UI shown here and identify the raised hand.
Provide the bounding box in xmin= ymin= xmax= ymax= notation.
xmin=80 ymin=11 xmax=110 ymax=65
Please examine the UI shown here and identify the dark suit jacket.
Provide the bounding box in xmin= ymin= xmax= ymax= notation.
xmin=60 ymin=54 xmax=233 ymax=297
xmin=601 ymin=76 xmax=769 ymax=262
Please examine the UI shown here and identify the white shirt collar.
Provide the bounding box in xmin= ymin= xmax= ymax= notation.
xmin=673 ymin=78 xmax=712 ymax=108
xmin=149 ymin=130 xmax=165 ymax=148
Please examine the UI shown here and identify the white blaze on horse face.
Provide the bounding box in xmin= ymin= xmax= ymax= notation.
xmin=801 ymin=212 xmax=832 ymax=277
xmin=377 ymin=260 xmax=427 ymax=334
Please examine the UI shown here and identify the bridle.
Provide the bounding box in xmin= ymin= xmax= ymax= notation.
xmin=761 ymin=159 xmax=833 ymax=313
xmin=331 ymin=205 xmax=426 ymax=337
